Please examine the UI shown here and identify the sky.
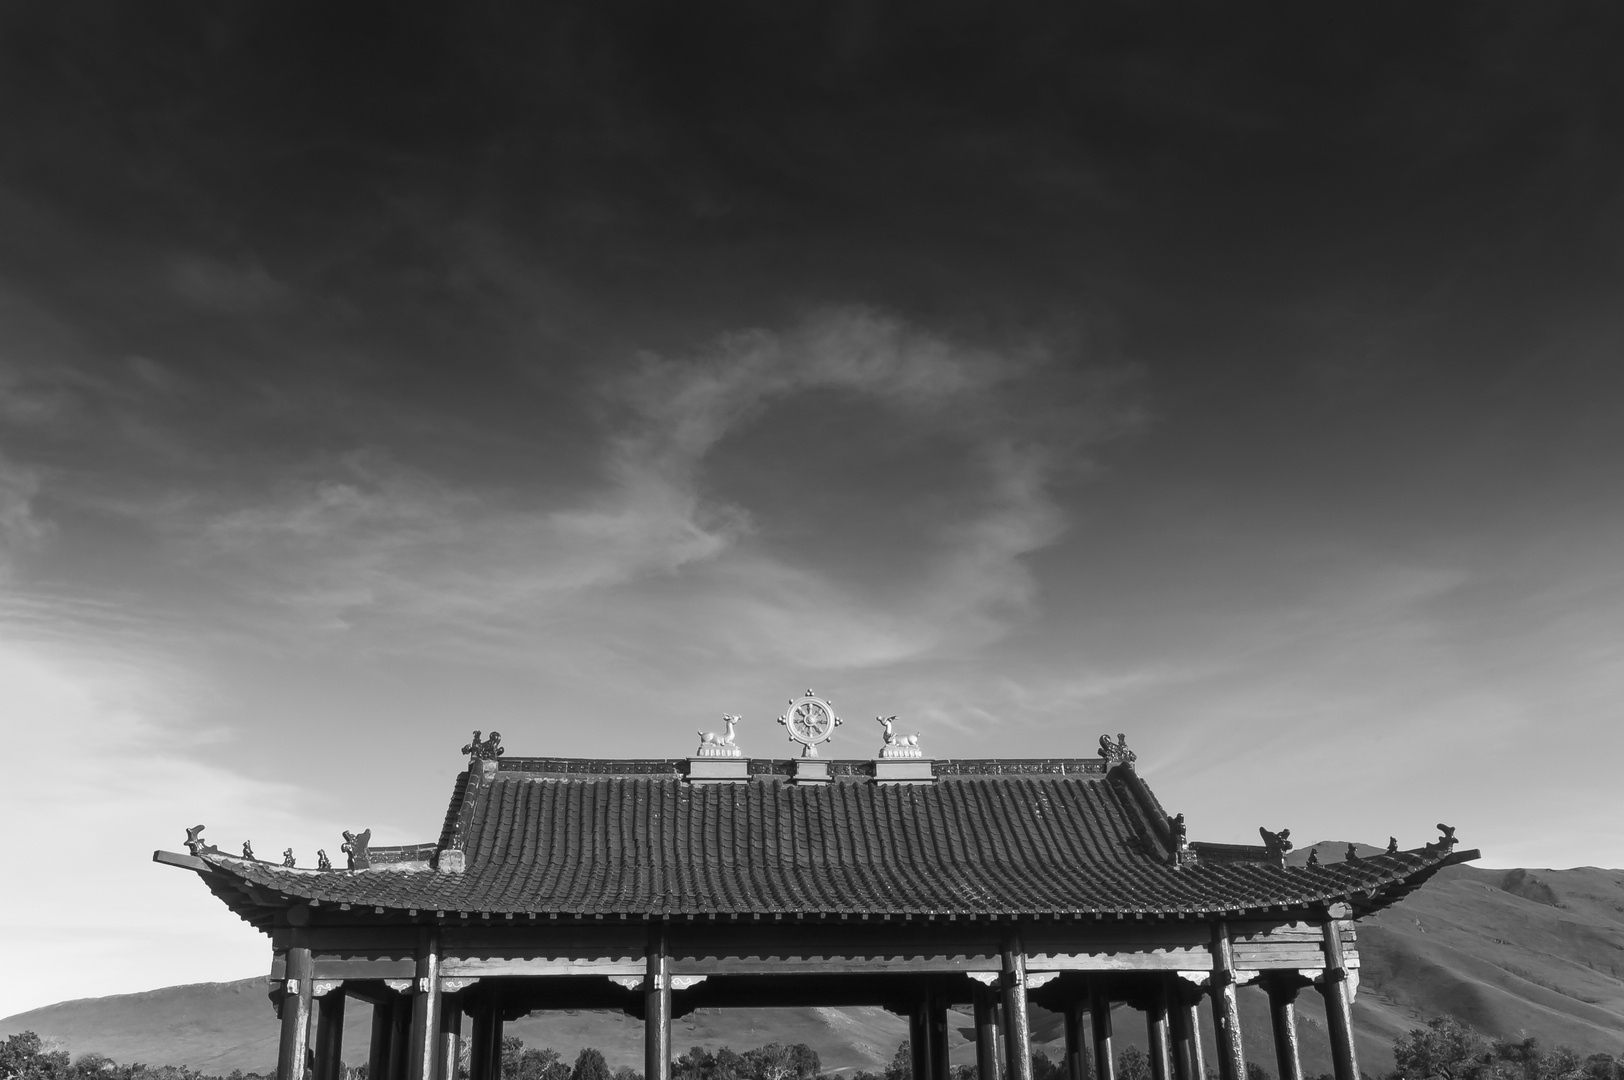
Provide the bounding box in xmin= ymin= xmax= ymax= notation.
xmin=2 ymin=3 xmax=1622 ymax=1019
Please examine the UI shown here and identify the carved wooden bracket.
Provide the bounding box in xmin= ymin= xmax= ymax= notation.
xmin=1233 ymin=970 xmax=1259 ymax=985
xmin=384 ymin=979 xmax=414 ymax=994
xmin=606 ymin=975 xmax=644 ymax=991
xmin=1025 ymin=971 xmax=1061 ymax=989
xmin=671 ymin=976 xmax=707 ymax=990
xmin=441 ymin=977 xmax=479 ymax=994
xmin=1176 ymin=971 xmax=1211 ymax=987
xmin=966 ymin=972 xmax=1000 ymax=986
xmin=311 ymin=980 xmax=343 ymax=998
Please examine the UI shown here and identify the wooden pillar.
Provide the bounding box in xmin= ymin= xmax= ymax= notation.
xmin=277 ymin=947 xmax=315 ymax=1080
xmin=313 ymin=988 xmax=346 ymax=1080
xmin=1319 ymin=915 xmax=1360 ymax=1080
xmin=1209 ymin=923 xmax=1247 ymax=1080
xmin=1088 ymin=983 xmax=1114 ymax=1080
xmin=369 ymin=998 xmax=395 ymax=1080
xmin=468 ymin=994 xmax=501 ymax=1080
xmin=1064 ymin=999 xmax=1089 ymax=1080
xmin=389 ymin=992 xmax=412 ymax=1080
xmin=408 ymin=933 xmax=442 ymax=1080
xmin=1001 ymin=929 xmax=1034 ymax=1080
xmin=1167 ymin=981 xmax=1203 ymax=1080
xmin=975 ymin=985 xmax=1002 ymax=1080
xmin=909 ymin=1007 xmax=928 ymax=1080
xmin=929 ymin=984 xmax=950 ymax=1080
xmin=438 ymin=995 xmax=463 ymax=1080
xmin=1145 ymin=982 xmax=1173 ymax=1080
xmin=1266 ymin=979 xmax=1303 ymax=1080
xmin=646 ymin=923 xmax=673 ymax=1080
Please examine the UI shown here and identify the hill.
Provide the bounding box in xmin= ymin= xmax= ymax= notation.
xmin=5 ymin=849 xmax=1622 ymax=1074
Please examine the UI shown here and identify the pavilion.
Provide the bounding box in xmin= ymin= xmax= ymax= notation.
xmin=154 ymin=693 xmax=1476 ymax=1080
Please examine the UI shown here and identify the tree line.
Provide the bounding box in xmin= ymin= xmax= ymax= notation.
xmin=3 ymin=1019 xmax=1621 ymax=1080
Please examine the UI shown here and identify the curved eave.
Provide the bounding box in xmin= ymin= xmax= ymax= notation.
xmin=154 ymin=843 xmax=1480 ymax=926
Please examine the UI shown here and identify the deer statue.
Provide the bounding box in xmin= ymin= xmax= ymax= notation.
xmin=875 ymin=715 xmax=922 ymax=758
xmin=696 ymin=714 xmax=742 ymax=757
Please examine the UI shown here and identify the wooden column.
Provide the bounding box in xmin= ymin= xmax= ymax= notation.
xmin=389 ymin=992 xmax=412 ymax=1080
xmin=408 ymin=933 xmax=442 ymax=1080
xmin=277 ymin=947 xmax=314 ymax=1080
xmin=910 ymin=999 xmax=934 ymax=1080
xmin=1266 ymin=979 xmax=1303 ymax=1080
xmin=1145 ymin=983 xmax=1173 ymax=1080
xmin=1064 ymin=999 xmax=1089 ymax=1080
xmin=313 ymin=988 xmax=346 ymax=1080
xmin=438 ymin=995 xmax=463 ymax=1080
xmin=929 ymin=984 xmax=950 ymax=1080
xmin=1001 ymin=929 xmax=1034 ymax=1080
xmin=974 ymin=984 xmax=1001 ymax=1080
xmin=1208 ymin=924 xmax=1247 ymax=1080
xmin=646 ymin=923 xmax=673 ymax=1080
xmin=468 ymin=994 xmax=501 ymax=1080
xmin=1319 ymin=915 xmax=1360 ymax=1080
xmin=369 ymin=999 xmax=395 ymax=1080
xmin=1167 ymin=981 xmax=1203 ymax=1080
xmin=1088 ymin=983 xmax=1114 ymax=1080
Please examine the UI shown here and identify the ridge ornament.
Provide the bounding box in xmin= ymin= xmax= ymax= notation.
xmin=778 ymin=690 xmax=841 ymax=758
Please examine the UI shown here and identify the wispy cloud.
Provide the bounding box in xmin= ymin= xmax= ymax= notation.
xmin=175 ymin=307 xmax=1134 ymax=668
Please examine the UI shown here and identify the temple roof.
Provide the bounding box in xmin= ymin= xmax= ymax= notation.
xmin=167 ymin=752 xmax=1477 ymax=929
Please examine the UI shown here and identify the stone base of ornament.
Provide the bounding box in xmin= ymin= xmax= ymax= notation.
xmin=687 ymin=758 xmax=750 ymax=784
xmin=791 ymin=759 xmax=831 ymax=784
xmin=695 ymin=744 xmax=742 ymax=758
xmin=873 ymin=759 xmax=935 ymax=784
xmin=877 ymin=745 xmax=923 ymax=759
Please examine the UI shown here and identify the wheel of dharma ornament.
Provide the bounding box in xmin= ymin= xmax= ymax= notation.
xmin=778 ymin=690 xmax=842 ymax=757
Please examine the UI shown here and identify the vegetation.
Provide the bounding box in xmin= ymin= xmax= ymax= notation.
xmin=4 ymin=1017 xmax=1621 ymax=1080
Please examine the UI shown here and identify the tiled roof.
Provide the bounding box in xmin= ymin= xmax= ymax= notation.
xmin=188 ymin=757 xmax=1475 ymax=920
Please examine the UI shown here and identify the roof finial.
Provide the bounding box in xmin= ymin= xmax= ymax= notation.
xmin=184 ymin=825 xmax=210 ymax=857
xmin=1386 ymin=836 xmax=1399 ymax=855
xmin=242 ymin=840 xmax=255 ymax=860
xmin=875 ymin=715 xmax=922 ymax=759
xmin=1435 ymin=823 xmax=1457 ymax=850
xmin=1169 ymin=813 xmax=1188 ymax=849
xmin=697 ymin=714 xmax=743 ymax=757
xmin=461 ymin=730 xmax=504 ymax=762
xmin=1307 ymin=847 xmax=1320 ymax=866
xmin=1098 ymin=733 xmax=1136 ymax=768
xmin=317 ymin=849 xmax=332 ymax=871
xmin=1259 ymin=827 xmax=1293 ymax=865
xmin=282 ymin=848 xmax=296 ymax=868
xmin=1345 ymin=843 xmax=1361 ymax=863
xmin=342 ymin=829 xmax=372 ymax=871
